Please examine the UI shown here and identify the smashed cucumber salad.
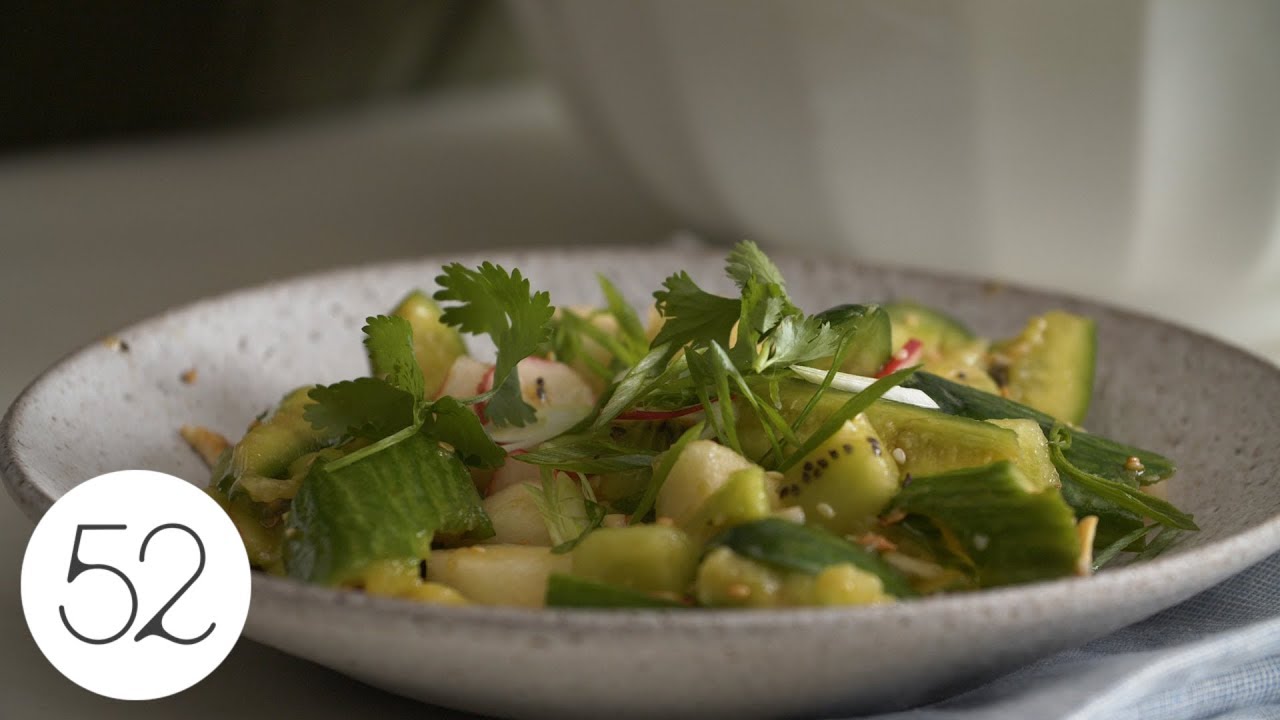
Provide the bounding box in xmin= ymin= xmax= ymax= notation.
xmin=185 ymin=243 xmax=1196 ymax=609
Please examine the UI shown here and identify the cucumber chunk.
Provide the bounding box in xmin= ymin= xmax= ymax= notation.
xmin=990 ymin=311 xmax=1096 ymax=424
xmin=890 ymin=461 xmax=1080 ymax=587
xmin=392 ymin=290 xmax=467 ymax=398
xmin=738 ymin=379 xmax=1023 ymax=479
xmin=695 ymin=547 xmax=893 ymax=608
xmin=428 ymin=545 xmax=571 ymax=608
xmin=986 ymin=418 xmax=1061 ymax=491
xmin=284 ymin=433 xmax=492 ymax=586
xmin=864 ymin=401 xmax=1022 ymax=480
xmin=906 ymin=371 xmax=1175 ymax=484
xmin=809 ymin=303 xmax=892 ymax=376
xmin=220 ymin=386 xmax=340 ymax=499
xmin=884 ymin=301 xmax=975 ymax=362
xmin=546 ymin=574 xmax=686 ymax=609
xmin=684 ymin=467 xmax=774 ymax=544
xmin=706 ymin=518 xmax=915 ymax=597
xmin=656 ymin=440 xmax=759 ymax=526
xmin=570 ymin=525 xmax=699 ymax=596
xmin=778 ymin=416 xmax=900 ymax=536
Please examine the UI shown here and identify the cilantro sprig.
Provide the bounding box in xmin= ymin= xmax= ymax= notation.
xmin=595 ymin=241 xmax=873 ymax=469
xmin=304 ymin=315 xmax=505 ymax=471
xmin=434 ymin=262 xmax=555 ymax=428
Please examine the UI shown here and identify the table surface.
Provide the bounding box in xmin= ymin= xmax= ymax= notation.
xmin=0 ymin=83 xmax=676 ymax=719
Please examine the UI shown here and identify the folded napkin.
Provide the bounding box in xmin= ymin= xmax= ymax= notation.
xmin=860 ymin=552 xmax=1280 ymax=720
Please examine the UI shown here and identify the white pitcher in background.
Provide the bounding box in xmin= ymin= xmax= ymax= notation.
xmin=517 ymin=0 xmax=1280 ymax=355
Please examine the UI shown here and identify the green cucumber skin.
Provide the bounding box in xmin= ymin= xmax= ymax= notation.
xmin=545 ymin=574 xmax=685 ymax=609
xmin=891 ymin=461 xmax=1081 ymax=588
xmin=742 ymin=378 xmax=1023 ymax=476
xmin=812 ymin=304 xmax=893 ymax=375
xmin=284 ymin=433 xmax=491 ymax=586
xmin=707 ymin=518 xmax=916 ymax=598
xmin=883 ymin=301 xmax=975 ymax=355
xmin=391 ymin=290 xmax=466 ymax=397
xmin=221 ymin=387 xmax=339 ymax=494
xmin=907 ymin=372 xmax=1175 ymax=484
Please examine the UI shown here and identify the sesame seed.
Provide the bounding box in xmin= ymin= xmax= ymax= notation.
xmin=1124 ymin=456 xmax=1145 ymax=472
xmin=180 ymin=368 xmax=198 ymax=385
xmin=775 ymin=506 xmax=806 ymax=524
xmin=972 ymin=534 xmax=989 ymax=551
xmin=815 ymin=502 xmax=836 ymax=519
xmin=727 ymin=583 xmax=752 ymax=600
xmin=892 ymin=447 xmax=907 ymax=464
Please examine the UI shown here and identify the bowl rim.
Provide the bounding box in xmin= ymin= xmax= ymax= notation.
xmin=4 ymin=245 xmax=1279 ymax=633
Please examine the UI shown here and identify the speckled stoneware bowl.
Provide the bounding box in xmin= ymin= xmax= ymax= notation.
xmin=4 ymin=247 xmax=1280 ymax=719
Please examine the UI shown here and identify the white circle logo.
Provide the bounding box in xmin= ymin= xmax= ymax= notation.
xmin=20 ymin=470 xmax=251 ymax=700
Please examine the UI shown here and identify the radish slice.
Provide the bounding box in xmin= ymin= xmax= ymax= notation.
xmin=488 ymin=405 xmax=593 ymax=450
xmin=474 ymin=365 xmax=496 ymax=417
xmin=436 ymin=356 xmax=493 ymax=401
xmin=789 ymin=365 xmax=940 ymax=409
xmin=514 ymin=356 xmax=597 ymax=409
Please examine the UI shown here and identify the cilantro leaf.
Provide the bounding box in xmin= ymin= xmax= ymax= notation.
xmin=739 ymin=277 xmax=788 ymax=339
xmin=755 ymin=315 xmax=843 ymax=372
xmin=525 ymin=467 xmax=593 ymax=547
xmin=434 ymin=262 xmax=555 ymax=427
xmin=306 ymin=307 xmax=508 ymax=471
xmin=482 ymin=373 xmax=536 ymax=431
xmin=362 ymin=315 xmax=425 ymax=403
xmin=424 ymin=397 xmax=506 ymax=469
xmin=551 ymin=477 xmax=607 ymax=554
xmin=304 ymin=378 xmax=415 ymax=440
xmin=726 ymin=240 xmax=788 ymax=291
xmin=651 ymin=271 xmax=740 ymax=349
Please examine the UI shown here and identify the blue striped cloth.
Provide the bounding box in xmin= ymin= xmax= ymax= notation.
xmin=863 ymin=553 xmax=1280 ymax=719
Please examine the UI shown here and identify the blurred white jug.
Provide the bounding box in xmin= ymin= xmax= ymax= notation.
xmin=516 ymin=0 xmax=1280 ymax=353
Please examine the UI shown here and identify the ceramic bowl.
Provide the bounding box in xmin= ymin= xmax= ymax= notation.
xmin=4 ymin=247 xmax=1280 ymax=719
